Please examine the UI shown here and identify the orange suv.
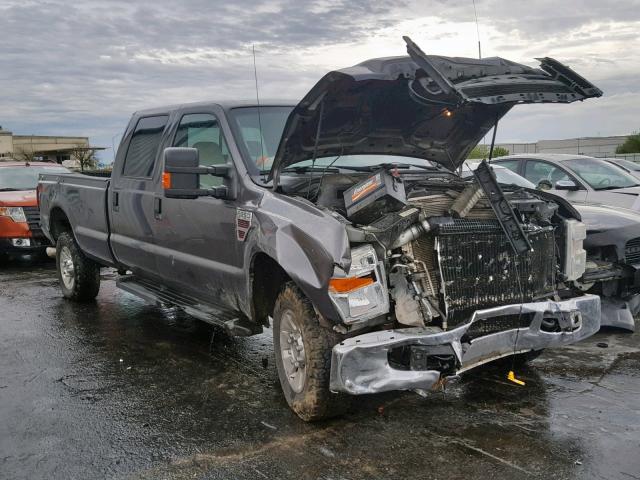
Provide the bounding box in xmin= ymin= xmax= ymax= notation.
xmin=0 ymin=162 xmax=70 ymax=260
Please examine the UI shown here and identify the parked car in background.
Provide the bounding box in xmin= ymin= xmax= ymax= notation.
xmin=493 ymin=154 xmax=640 ymax=211
xmin=464 ymin=161 xmax=639 ymax=331
xmin=0 ymin=162 xmax=71 ymax=261
xmin=602 ymin=157 xmax=640 ymax=181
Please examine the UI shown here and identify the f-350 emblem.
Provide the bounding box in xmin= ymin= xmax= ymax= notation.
xmin=236 ymin=209 xmax=253 ymax=242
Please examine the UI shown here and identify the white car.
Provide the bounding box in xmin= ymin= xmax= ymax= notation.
xmin=492 ymin=154 xmax=640 ymax=211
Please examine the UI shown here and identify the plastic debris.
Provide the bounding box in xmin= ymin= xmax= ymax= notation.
xmin=507 ymin=370 xmax=526 ymax=386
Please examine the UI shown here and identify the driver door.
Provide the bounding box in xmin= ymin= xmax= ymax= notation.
xmin=523 ymin=159 xmax=588 ymax=204
xmin=153 ymin=109 xmax=244 ymax=310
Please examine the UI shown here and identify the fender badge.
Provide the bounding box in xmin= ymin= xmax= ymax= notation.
xmin=236 ymin=209 xmax=253 ymax=242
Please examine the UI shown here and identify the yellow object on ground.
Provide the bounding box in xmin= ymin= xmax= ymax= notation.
xmin=508 ymin=370 xmax=526 ymax=386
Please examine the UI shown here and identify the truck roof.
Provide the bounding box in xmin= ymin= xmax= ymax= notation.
xmin=134 ymin=99 xmax=298 ymax=116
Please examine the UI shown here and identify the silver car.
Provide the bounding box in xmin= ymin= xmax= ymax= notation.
xmin=603 ymin=157 xmax=640 ymax=181
xmin=493 ymin=154 xmax=640 ymax=211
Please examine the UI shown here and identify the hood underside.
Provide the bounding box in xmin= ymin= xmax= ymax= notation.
xmin=269 ymin=37 xmax=602 ymax=184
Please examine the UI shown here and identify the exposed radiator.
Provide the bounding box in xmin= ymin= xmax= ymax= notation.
xmin=411 ymin=219 xmax=556 ymax=328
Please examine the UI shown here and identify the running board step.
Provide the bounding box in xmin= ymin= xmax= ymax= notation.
xmin=116 ymin=275 xmax=262 ymax=336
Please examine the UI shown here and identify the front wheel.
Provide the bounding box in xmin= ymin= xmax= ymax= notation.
xmin=56 ymin=232 xmax=101 ymax=301
xmin=273 ymin=282 xmax=350 ymax=421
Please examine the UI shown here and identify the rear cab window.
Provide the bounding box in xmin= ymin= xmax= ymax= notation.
xmin=122 ymin=115 xmax=169 ymax=178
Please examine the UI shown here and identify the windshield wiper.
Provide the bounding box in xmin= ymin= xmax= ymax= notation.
xmin=278 ymin=165 xmax=341 ymax=174
xmin=0 ymin=188 xmax=20 ymax=192
xmin=595 ymin=185 xmax=635 ymax=191
xmin=331 ymin=163 xmax=443 ymax=173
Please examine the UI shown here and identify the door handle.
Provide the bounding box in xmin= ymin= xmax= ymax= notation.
xmin=154 ymin=197 xmax=162 ymax=219
xmin=112 ymin=191 xmax=119 ymax=212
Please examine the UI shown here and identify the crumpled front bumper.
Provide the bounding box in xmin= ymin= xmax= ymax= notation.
xmin=330 ymin=294 xmax=600 ymax=395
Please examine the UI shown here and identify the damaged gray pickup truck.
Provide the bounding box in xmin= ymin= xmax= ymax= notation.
xmin=39 ymin=38 xmax=604 ymax=421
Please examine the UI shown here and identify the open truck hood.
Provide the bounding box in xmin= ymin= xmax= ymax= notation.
xmin=269 ymin=37 xmax=602 ymax=184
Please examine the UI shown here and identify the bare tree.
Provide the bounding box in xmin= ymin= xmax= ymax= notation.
xmin=69 ymin=145 xmax=99 ymax=172
xmin=13 ymin=146 xmax=39 ymax=163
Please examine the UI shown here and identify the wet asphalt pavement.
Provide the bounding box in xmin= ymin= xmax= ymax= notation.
xmin=1 ymin=258 xmax=640 ymax=480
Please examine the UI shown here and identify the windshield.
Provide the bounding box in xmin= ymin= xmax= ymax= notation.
xmin=0 ymin=165 xmax=70 ymax=191
xmin=228 ymin=106 xmax=293 ymax=174
xmin=563 ymin=158 xmax=640 ymax=190
xmin=228 ymin=106 xmax=443 ymax=178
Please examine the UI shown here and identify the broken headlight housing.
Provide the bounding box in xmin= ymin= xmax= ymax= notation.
xmin=328 ymin=244 xmax=389 ymax=325
xmin=563 ymin=219 xmax=587 ymax=281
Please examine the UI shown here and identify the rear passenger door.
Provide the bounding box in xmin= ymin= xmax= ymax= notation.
xmin=109 ymin=114 xmax=169 ymax=278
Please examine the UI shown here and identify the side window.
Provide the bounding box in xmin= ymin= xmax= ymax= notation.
xmin=122 ymin=115 xmax=169 ymax=177
xmin=496 ymin=159 xmax=520 ymax=173
xmin=524 ymin=160 xmax=570 ymax=186
xmin=174 ymin=113 xmax=229 ymax=188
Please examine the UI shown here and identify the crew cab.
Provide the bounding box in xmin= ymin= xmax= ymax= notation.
xmin=0 ymin=161 xmax=70 ymax=260
xmin=39 ymin=38 xmax=603 ymax=421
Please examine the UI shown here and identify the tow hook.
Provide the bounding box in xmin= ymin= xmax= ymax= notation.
xmin=414 ymin=374 xmax=461 ymax=398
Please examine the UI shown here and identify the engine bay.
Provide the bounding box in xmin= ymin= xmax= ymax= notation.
xmin=278 ymin=163 xmax=587 ymax=332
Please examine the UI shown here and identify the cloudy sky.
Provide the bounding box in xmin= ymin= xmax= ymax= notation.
xmin=1 ymin=0 xmax=639 ymax=163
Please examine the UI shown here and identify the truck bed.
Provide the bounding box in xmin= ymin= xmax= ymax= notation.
xmin=38 ymin=172 xmax=116 ymax=266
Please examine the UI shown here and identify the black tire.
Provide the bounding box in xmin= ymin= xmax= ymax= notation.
xmin=56 ymin=232 xmax=100 ymax=301
xmin=273 ymin=282 xmax=350 ymax=421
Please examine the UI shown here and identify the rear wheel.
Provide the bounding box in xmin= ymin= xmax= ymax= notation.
xmin=273 ymin=282 xmax=350 ymax=421
xmin=56 ymin=232 xmax=100 ymax=301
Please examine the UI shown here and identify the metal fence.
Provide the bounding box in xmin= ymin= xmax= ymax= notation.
xmin=590 ymin=153 xmax=640 ymax=162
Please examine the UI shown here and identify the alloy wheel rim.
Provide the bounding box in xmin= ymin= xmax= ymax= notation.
xmin=59 ymin=246 xmax=75 ymax=290
xmin=279 ymin=310 xmax=307 ymax=393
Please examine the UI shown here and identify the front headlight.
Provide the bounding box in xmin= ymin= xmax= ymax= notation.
xmin=328 ymin=244 xmax=389 ymax=325
xmin=0 ymin=206 xmax=27 ymax=223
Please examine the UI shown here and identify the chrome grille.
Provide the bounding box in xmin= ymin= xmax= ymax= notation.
xmin=625 ymin=237 xmax=640 ymax=264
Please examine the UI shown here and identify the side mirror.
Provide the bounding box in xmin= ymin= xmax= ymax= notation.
xmin=537 ymin=179 xmax=553 ymax=190
xmin=163 ymin=147 xmax=233 ymax=199
xmin=163 ymin=147 xmax=199 ymax=198
xmin=555 ymin=180 xmax=579 ymax=191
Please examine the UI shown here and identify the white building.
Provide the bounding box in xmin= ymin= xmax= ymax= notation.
xmin=496 ymin=135 xmax=631 ymax=158
xmin=0 ymin=126 xmax=91 ymax=168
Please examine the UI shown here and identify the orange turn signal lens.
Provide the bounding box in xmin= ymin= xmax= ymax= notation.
xmin=329 ymin=275 xmax=374 ymax=294
xmin=162 ymin=172 xmax=172 ymax=189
